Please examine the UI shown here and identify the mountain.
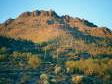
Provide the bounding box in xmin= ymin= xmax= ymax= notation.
xmin=0 ymin=10 xmax=111 ymax=42
xmin=0 ymin=10 xmax=112 ymax=56
xmin=0 ymin=10 xmax=112 ymax=84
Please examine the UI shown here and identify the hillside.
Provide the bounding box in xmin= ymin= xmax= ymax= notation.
xmin=0 ymin=10 xmax=112 ymax=84
xmin=0 ymin=10 xmax=112 ymax=57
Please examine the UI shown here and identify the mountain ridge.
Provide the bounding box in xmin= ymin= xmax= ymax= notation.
xmin=0 ymin=10 xmax=111 ymax=41
xmin=0 ymin=10 xmax=112 ymax=55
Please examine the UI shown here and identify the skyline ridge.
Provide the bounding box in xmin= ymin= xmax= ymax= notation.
xmin=1 ymin=9 xmax=111 ymax=30
xmin=0 ymin=0 xmax=112 ymax=30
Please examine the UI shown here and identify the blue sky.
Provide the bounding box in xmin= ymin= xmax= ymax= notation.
xmin=0 ymin=0 xmax=112 ymax=30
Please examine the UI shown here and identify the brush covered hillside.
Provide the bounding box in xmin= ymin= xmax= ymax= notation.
xmin=0 ymin=10 xmax=112 ymax=84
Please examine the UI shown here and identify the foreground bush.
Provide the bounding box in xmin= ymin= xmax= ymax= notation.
xmin=12 ymin=52 xmax=41 ymax=69
xmin=39 ymin=73 xmax=49 ymax=84
xmin=65 ymin=58 xmax=112 ymax=82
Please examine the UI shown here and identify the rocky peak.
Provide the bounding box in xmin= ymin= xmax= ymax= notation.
xmin=38 ymin=10 xmax=58 ymax=17
xmin=3 ymin=18 xmax=15 ymax=26
xmin=32 ymin=10 xmax=41 ymax=16
xmin=81 ymin=19 xmax=97 ymax=27
xmin=18 ymin=10 xmax=59 ymax=18
xmin=19 ymin=12 xmax=31 ymax=17
xmin=48 ymin=9 xmax=58 ymax=17
xmin=101 ymin=27 xmax=112 ymax=34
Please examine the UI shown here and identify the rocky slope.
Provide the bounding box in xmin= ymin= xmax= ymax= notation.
xmin=0 ymin=10 xmax=112 ymax=57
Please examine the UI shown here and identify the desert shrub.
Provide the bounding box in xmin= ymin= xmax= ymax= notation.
xmin=0 ymin=47 xmax=7 ymax=54
xmin=65 ymin=60 xmax=75 ymax=73
xmin=28 ymin=55 xmax=41 ymax=69
xmin=0 ymin=54 xmax=5 ymax=61
xmin=40 ymin=73 xmax=48 ymax=80
xmin=72 ymin=75 xmax=84 ymax=84
xmin=39 ymin=73 xmax=49 ymax=84
xmin=38 ymin=42 xmax=48 ymax=47
xmin=65 ymin=58 xmax=112 ymax=82
xmin=11 ymin=52 xmax=41 ymax=69
xmin=54 ymin=65 xmax=62 ymax=75
xmin=0 ymin=47 xmax=9 ymax=61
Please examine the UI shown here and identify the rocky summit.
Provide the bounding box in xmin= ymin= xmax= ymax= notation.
xmin=0 ymin=10 xmax=112 ymax=84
